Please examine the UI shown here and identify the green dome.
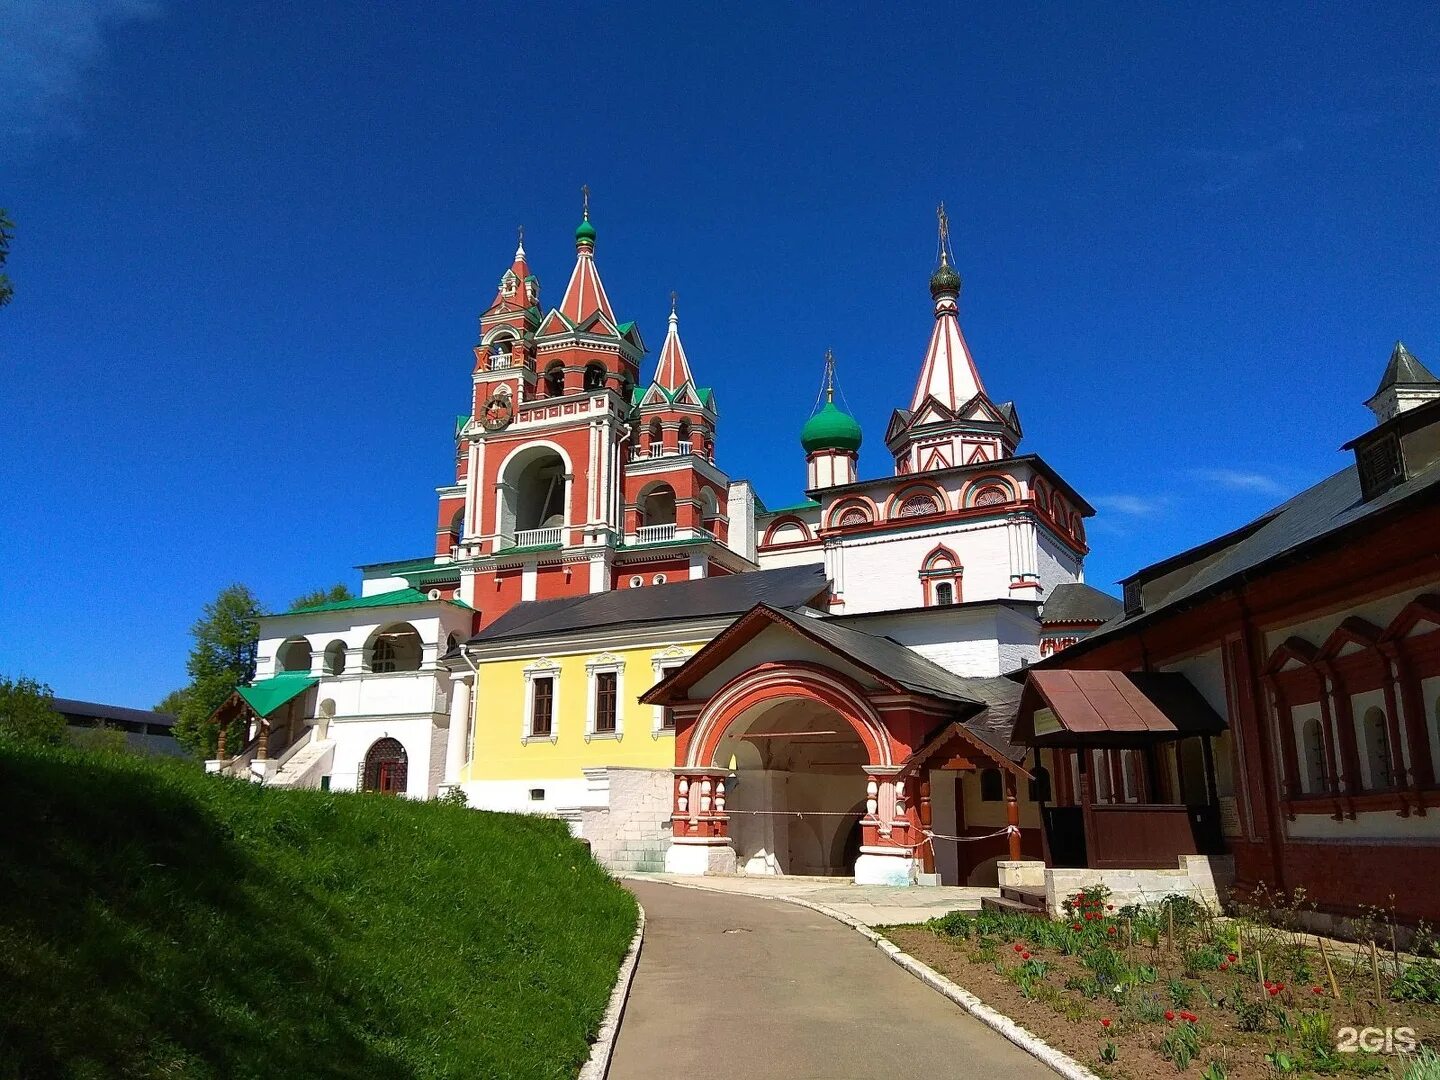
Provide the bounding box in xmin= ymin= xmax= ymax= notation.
xmin=801 ymin=401 xmax=863 ymax=454
xmin=929 ymin=261 xmax=961 ymax=298
xmin=575 ymin=216 xmax=597 ymax=244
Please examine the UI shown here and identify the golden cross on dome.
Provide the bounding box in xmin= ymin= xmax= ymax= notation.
xmin=581 ymin=184 xmax=590 ymax=219
xmin=937 ymin=201 xmax=951 ymax=266
xmin=823 ymin=347 xmax=836 ymax=403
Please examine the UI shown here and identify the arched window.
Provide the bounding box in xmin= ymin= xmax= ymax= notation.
xmin=897 ymin=493 xmax=941 ymax=518
xmin=836 ymin=506 xmax=870 ymax=527
xmin=920 ymin=546 xmax=962 ymax=607
xmin=1028 ymin=766 xmax=1051 ymax=803
xmin=501 ymin=447 xmax=567 ymax=535
xmin=934 ymin=582 xmax=955 ymax=606
xmin=276 ymin=638 xmax=312 ymax=673
xmin=543 ymin=362 xmax=565 ymax=398
xmin=648 ymin=419 xmax=663 ymax=455
xmin=979 ymin=768 xmax=1002 ymax=802
xmin=1300 ymin=717 xmax=1326 ymax=794
xmin=677 ymin=419 xmax=692 ymax=454
xmin=640 ymin=484 xmax=677 ymax=528
xmin=323 ymin=640 xmax=347 ymax=676
xmin=362 ymin=737 xmax=408 ymax=794
xmin=1360 ymin=707 xmax=1392 ymax=790
xmin=448 ymin=507 xmax=464 ymax=545
xmin=488 ymin=332 xmax=514 ymax=368
xmin=370 ymin=623 xmax=422 ymax=673
xmin=583 ymin=363 xmax=606 ymax=392
xmin=972 ymin=485 xmax=1009 ymax=508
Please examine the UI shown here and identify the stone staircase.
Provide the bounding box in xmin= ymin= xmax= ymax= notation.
xmin=981 ymin=884 xmax=1047 ymax=917
xmin=266 ymin=738 xmax=335 ymax=789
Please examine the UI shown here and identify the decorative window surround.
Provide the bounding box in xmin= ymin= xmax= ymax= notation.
xmin=650 ymin=646 xmax=690 ymax=737
xmin=584 ymin=653 xmax=626 ymax=741
xmin=521 ymin=658 xmax=561 ymax=745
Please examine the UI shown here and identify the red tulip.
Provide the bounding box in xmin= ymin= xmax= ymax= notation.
xmin=1268 ymin=986 xmax=1279 ymax=997
xmin=1013 ymin=944 xmax=1024 ymax=953
xmin=1100 ymin=1018 xmax=1112 ymax=1029
xmin=1107 ymin=904 xmax=1114 ymax=910
xmin=1164 ymin=1010 xmax=1176 ymax=1021
xmin=1021 ymin=952 xmax=1031 ymax=960
xmin=1311 ymin=986 xmax=1324 ymax=995
xmin=1072 ymin=923 xmax=1082 ymax=931
xmin=1107 ymin=926 xmax=1117 ymax=936
xmin=1219 ymin=962 xmax=1228 ymax=971
xmin=1227 ymin=953 xmax=1237 ymax=963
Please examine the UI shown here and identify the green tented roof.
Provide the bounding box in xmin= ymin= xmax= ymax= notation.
xmin=274 ymin=587 xmax=460 ymax=617
xmin=616 ymin=320 xmax=636 ymax=336
xmin=237 ymin=673 xmax=317 ymax=718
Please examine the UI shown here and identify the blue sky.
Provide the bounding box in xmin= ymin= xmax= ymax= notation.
xmin=2 ymin=2 xmax=1438 ymax=708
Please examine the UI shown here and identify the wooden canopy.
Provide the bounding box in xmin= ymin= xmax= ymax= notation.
xmin=1012 ymin=670 xmax=1226 ymax=748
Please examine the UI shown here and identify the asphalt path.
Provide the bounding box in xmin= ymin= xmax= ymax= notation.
xmin=610 ymin=879 xmax=1053 ymax=1079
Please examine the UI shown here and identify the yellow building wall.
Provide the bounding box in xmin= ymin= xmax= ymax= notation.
xmin=460 ymin=639 xmax=705 ymax=783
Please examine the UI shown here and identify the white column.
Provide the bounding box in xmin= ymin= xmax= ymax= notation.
xmin=463 ymin=439 xmax=482 ymax=539
xmin=444 ymin=672 xmax=473 ymax=786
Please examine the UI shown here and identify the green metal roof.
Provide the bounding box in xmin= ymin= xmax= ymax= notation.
xmin=455 ymin=414 xmax=471 ymax=436
xmin=575 ymin=217 xmax=596 ymax=243
xmin=355 ymin=554 xmax=441 ymax=574
xmin=274 ymin=587 xmax=458 ymax=617
xmin=617 ymin=320 xmax=637 ymax=336
xmin=765 ymin=498 xmax=821 ymax=514
xmin=237 ymin=673 xmax=317 ymax=718
xmin=801 ymin=401 xmax=863 ymax=453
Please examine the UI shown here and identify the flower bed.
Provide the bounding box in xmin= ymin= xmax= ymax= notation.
xmin=883 ymin=887 xmax=1440 ymax=1080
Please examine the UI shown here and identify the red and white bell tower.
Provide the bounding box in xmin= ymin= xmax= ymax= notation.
xmin=442 ymin=192 xmax=750 ymax=626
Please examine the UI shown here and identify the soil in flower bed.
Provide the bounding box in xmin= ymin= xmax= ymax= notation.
xmin=882 ymin=890 xmax=1440 ymax=1080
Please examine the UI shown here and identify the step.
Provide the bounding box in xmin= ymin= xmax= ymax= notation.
xmin=982 ymin=894 xmax=1047 ymax=917
xmin=1000 ymin=884 xmax=1046 ymax=906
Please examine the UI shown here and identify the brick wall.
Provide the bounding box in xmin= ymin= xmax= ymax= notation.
xmin=580 ymin=767 xmax=673 ymax=873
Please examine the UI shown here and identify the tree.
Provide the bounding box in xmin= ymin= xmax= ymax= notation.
xmin=290 ymin=582 xmax=354 ymax=610
xmin=0 ymin=209 xmax=13 ymax=308
xmin=0 ymin=676 xmax=65 ymax=746
xmin=171 ymin=584 xmax=262 ymax=757
xmin=154 ymin=687 xmax=190 ymax=716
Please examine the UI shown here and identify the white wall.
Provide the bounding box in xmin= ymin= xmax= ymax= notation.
xmin=327 ymin=715 xmax=444 ymax=799
xmin=835 ymin=605 xmax=1040 ymax=677
xmin=828 ymin=520 xmax=1015 ymax=613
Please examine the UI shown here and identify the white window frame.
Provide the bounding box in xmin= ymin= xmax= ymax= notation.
xmin=650 ymin=646 xmax=690 ymax=738
xmin=521 ymin=658 xmax=561 ymax=745
xmin=584 ymin=654 xmax=625 ymax=741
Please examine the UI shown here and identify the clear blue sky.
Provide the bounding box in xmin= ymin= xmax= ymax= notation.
xmin=3 ymin=2 xmax=1438 ymax=709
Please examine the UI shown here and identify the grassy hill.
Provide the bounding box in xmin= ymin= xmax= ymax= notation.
xmin=0 ymin=743 xmax=637 ymax=1080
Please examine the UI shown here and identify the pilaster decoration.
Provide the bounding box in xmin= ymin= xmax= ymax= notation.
xmin=520 ymin=657 xmax=561 ymax=746
xmin=583 ymin=652 xmax=626 ymax=741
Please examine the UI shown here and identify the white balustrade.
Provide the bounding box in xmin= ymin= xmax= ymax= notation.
xmin=514 ymin=527 xmax=563 ymax=547
xmin=636 ymin=523 xmax=678 ymax=544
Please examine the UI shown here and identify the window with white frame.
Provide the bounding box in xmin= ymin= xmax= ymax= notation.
xmin=1298 ymin=715 xmax=1325 ymax=794
xmin=1358 ymin=706 xmax=1392 ymax=790
xmin=585 ymin=654 xmax=625 ymax=740
xmin=651 ymin=648 xmax=689 ymax=736
xmin=521 ymin=659 xmax=561 ymax=744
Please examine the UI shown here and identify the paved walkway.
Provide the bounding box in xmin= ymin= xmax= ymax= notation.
xmin=612 ymin=879 xmax=1051 ymax=1079
xmin=626 ymin=872 xmax=994 ymax=926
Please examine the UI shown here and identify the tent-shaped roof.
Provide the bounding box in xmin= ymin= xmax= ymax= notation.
xmin=236 ymin=672 xmax=317 ymax=718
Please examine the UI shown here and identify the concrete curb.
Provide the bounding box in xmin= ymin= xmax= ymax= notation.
xmin=577 ymin=900 xmax=645 ymax=1080
xmin=619 ymin=875 xmax=1099 ymax=1080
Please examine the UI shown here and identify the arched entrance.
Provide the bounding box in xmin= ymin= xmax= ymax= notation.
xmin=362 ymin=737 xmax=408 ymax=794
xmin=669 ymin=663 xmax=917 ymax=884
xmin=715 ymin=696 xmax=869 ymax=876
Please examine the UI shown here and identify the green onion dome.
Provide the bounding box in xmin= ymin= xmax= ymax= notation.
xmin=801 ymin=401 xmax=863 ymax=454
xmin=929 ymin=261 xmax=961 ymax=298
xmin=575 ymin=216 xmax=597 ymax=245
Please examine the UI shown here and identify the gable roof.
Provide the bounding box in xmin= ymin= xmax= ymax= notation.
xmin=642 ymin=602 xmax=984 ymax=707
xmin=1058 ymin=453 xmax=1440 ymax=660
xmin=1040 ymin=582 xmax=1123 ymax=626
xmin=466 ymin=564 xmax=829 ymax=646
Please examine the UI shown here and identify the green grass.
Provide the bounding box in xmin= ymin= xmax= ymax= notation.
xmin=0 ymin=742 xmax=638 ymax=1080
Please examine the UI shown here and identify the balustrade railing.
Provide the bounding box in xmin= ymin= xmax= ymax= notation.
xmin=514 ymin=526 xmax=563 ymax=547
xmin=636 ymin=523 xmax=678 ymax=544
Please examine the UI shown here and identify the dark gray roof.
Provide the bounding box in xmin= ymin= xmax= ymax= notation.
xmin=1040 ymin=582 xmax=1123 ymax=625
xmin=53 ymin=698 xmax=176 ymax=728
xmin=953 ymin=676 xmax=1026 ymax=762
xmin=765 ymin=607 xmax=983 ymax=704
xmin=1375 ymin=341 xmax=1438 ymax=395
xmin=1070 ymin=452 xmax=1440 ymax=657
xmin=468 ymin=564 xmax=829 ymax=645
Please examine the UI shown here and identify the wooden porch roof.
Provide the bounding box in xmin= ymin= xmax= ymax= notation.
xmin=1012 ymin=670 xmax=1226 ymax=747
